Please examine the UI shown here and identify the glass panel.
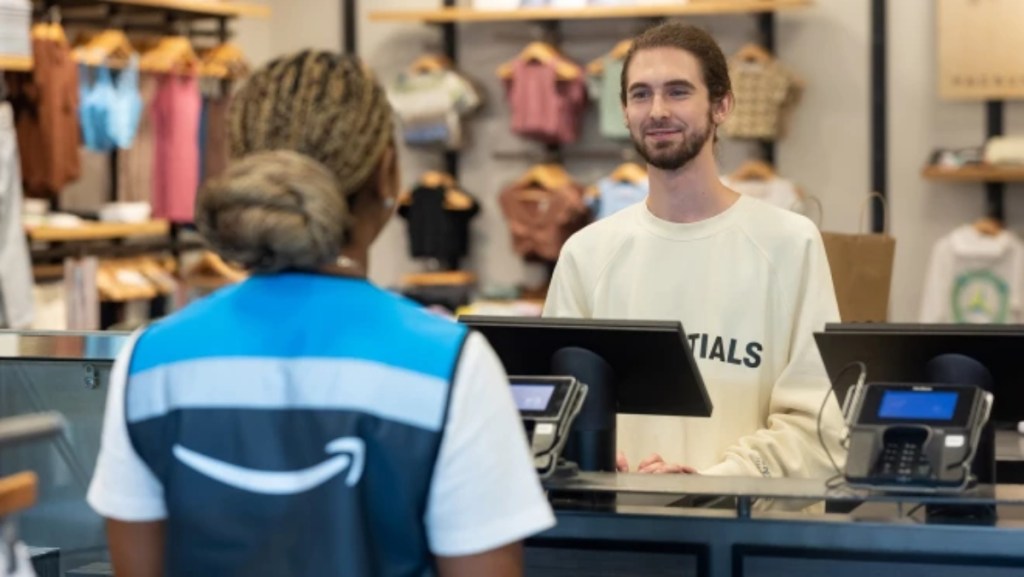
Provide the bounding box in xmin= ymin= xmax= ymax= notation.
xmin=0 ymin=331 xmax=128 ymax=572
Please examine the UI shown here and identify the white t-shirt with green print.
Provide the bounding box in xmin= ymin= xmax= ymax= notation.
xmin=920 ymin=225 xmax=1024 ymax=324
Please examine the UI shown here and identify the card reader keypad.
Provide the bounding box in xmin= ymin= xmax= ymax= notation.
xmin=879 ymin=440 xmax=931 ymax=480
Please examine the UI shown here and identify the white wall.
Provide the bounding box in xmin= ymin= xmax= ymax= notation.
xmin=235 ymin=0 xmax=341 ymax=67
xmin=237 ymin=0 xmax=1022 ymax=322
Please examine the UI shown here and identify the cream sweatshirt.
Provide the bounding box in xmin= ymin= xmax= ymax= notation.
xmin=543 ymin=195 xmax=846 ymax=480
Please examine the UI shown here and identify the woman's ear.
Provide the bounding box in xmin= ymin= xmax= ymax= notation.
xmin=374 ymin=143 xmax=399 ymax=208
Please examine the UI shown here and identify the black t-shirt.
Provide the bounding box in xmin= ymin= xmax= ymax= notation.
xmin=398 ymin=185 xmax=479 ymax=267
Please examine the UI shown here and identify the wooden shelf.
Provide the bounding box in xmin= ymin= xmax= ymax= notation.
xmin=0 ymin=55 xmax=33 ymax=72
xmin=26 ymin=220 xmax=170 ymax=242
xmin=101 ymin=0 xmax=270 ymax=18
xmin=922 ymin=164 xmax=1024 ymax=183
xmin=370 ymin=0 xmax=811 ymax=23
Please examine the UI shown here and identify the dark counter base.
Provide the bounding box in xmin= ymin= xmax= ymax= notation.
xmin=526 ymin=506 xmax=1024 ymax=577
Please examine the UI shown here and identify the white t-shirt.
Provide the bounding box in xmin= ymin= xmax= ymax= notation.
xmin=720 ymin=175 xmax=802 ymax=212
xmin=544 ymin=196 xmax=846 ymax=480
xmin=87 ymin=331 xmax=555 ymax=558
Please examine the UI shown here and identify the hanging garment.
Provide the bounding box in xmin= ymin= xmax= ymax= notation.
xmin=723 ymin=57 xmax=797 ymax=141
xmin=0 ymin=102 xmax=34 ymax=329
xmin=720 ymin=174 xmax=801 ymax=211
xmin=8 ymin=35 xmax=81 ymax=196
xmin=108 ymin=55 xmax=143 ymax=149
xmin=79 ymin=64 xmax=116 ymax=151
xmin=63 ymin=256 xmax=99 ymax=330
xmin=920 ymin=225 xmax=1024 ymax=324
xmin=398 ymin=184 xmax=479 ymax=268
xmin=586 ymin=56 xmax=629 ymax=140
xmin=499 ymin=180 xmax=589 ymax=262
xmin=59 ymin=146 xmax=110 ymax=215
xmin=0 ymin=0 xmax=32 ymax=59
xmin=590 ymin=177 xmax=648 ymax=220
xmin=387 ymin=70 xmax=480 ymax=150
xmin=116 ymin=73 xmax=158 ymax=203
xmin=503 ymin=59 xmax=587 ymax=145
xmin=152 ymin=74 xmax=201 ymax=223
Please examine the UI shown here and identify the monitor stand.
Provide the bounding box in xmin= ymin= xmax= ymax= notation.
xmin=552 ymin=346 xmax=616 ymax=473
xmin=924 ymin=353 xmax=996 ymax=523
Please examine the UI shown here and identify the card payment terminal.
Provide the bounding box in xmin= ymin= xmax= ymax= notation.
xmin=509 ymin=376 xmax=588 ymax=479
xmin=844 ymin=382 xmax=993 ymax=491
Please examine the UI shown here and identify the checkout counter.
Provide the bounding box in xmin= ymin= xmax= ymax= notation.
xmin=462 ymin=317 xmax=1024 ymax=577
xmin=2 ymin=325 xmax=1024 ymax=576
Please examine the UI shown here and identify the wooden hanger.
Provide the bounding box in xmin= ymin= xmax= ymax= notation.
xmin=734 ymin=43 xmax=774 ymax=66
xmin=445 ymin=189 xmax=476 ymax=211
xmin=74 ymin=29 xmax=136 ymax=67
xmin=402 ymin=270 xmax=477 ymax=288
xmin=137 ymin=257 xmax=178 ymax=294
xmin=609 ymin=162 xmax=648 ymax=184
xmin=516 ymin=163 xmax=573 ymax=191
xmin=408 ymin=53 xmax=452 ymax=74
xmin=399 ymin=170 xmax=453 ymax=205
xmin=401 ymin=172 xmax=477 ymax=211
xmin=98 ymin=259 xmax=159 ymax=302
xmin=32 ymin=22 xmax=67 ymax=44
xmin=183 ymin=251 xmax=247 ymax=290
xmin=419 ymin=170 xmax=456 ymax=190
xmin=0 ymin=472 xmax=37 ymax=517
xmin=609 ymin=39 xmax=633 ymax=61
xmin=588 ymin=39 xmax=632 ymax=75
xmin=974 ymin=216 xmax=1003 ymax=236
xmin=497 ymin=42 xmax=580 ymax=81
xmin=202 ymin=42 xmax=249 ymax=79
xmin=140 ymin=36 xmax=200 ymax=74
xmin=730 ymin=159 xmax=777 ymax=182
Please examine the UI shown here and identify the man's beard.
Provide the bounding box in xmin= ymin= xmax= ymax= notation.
xmin=631 ymin=112 xmax=715 ymax=171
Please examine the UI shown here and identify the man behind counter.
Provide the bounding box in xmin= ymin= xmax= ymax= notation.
xmin=543 ymin=22 xmax=846 ymax=479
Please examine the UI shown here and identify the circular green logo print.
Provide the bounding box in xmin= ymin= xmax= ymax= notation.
xmin=952 ymin=270 xmax=1009 ymax=323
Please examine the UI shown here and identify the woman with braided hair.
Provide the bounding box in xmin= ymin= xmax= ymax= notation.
xmin=86 ymin=50 xmax=554 ymax=577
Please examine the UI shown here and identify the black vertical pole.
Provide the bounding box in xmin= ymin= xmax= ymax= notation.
xmin=757 ymin=12 xmax=775 ymax=166
xmin=343 ymin=0 xmax=357 ymax=54
xmin=985 ymin=101 xmax=1005 ymax=222
xmin=442 ymin=0 xmax=458 ymax=176
xmin=870 ymin=0 xmax=887 ymax=233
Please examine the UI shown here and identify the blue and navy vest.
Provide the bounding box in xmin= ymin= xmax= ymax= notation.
xmin=124 ymin=273 xmax=469 ymax=577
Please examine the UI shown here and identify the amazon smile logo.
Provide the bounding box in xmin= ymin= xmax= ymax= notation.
xmin=173 ymin=437 xmax=366 ymax=494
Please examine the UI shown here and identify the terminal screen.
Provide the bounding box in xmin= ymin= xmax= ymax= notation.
xmin=510 ymin=383 xmax=556 ymax=413
xmin=878 ymin=390 xmax=958 ymax=421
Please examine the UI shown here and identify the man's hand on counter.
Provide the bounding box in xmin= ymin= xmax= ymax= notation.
xmin=616 ymin=451 xmax=698 ymax=474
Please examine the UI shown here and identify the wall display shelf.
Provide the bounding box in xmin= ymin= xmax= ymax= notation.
xmin=0 ymin=55 xmax=32 ymax=71
xmin=922 ymin=164 xmax=1024 ymax=184
xmin=25 ymin=220 xmax=170 ymax=243
xmin=369 ymin=0 xmax=811 ymax=23
xmin=98 ymin=0 xmax=270 ymax=19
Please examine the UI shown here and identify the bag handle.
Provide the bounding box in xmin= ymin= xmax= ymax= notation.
xmin=791 ymin=194 xmax=824 ymax=229
xmin=858 ymin=191 xmax=889 ymax=234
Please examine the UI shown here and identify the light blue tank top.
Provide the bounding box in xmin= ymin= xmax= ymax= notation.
xmin=108 ymin=55 xmax=142 ymax=149
xmin=79 ymin=64 xmax=116 ymax=151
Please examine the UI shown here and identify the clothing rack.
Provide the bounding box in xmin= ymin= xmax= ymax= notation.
xmin=16 ymin=1 xmax=256 ymax=326
xmin=354 ymin=2 xmax=890 ymax=229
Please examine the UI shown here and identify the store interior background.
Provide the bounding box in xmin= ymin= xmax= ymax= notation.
xmin=230 ymin=0 xmax=1024 ymax=322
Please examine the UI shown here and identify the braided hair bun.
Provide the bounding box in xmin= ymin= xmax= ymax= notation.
xmin=196 ymin=50 xmax=394 ymax=273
